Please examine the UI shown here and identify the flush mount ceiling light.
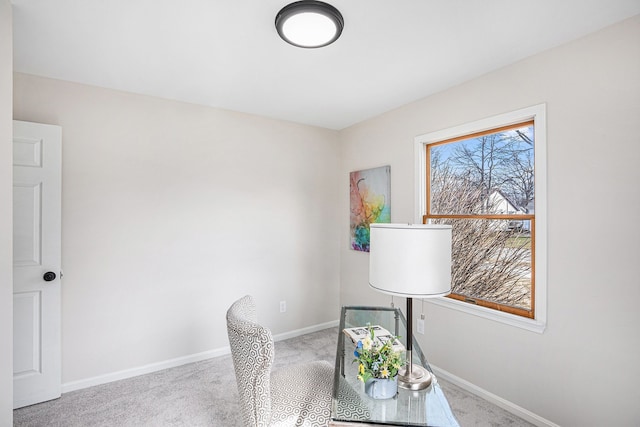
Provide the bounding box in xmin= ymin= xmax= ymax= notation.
xmin=275 ymin=1 xmax=344 ymax=48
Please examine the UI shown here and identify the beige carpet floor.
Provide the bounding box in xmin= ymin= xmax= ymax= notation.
xmin=14 ymin=327 xmax=534 ymax=426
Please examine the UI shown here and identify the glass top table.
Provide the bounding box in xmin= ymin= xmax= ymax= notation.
xmin=330 ymin=306 xmax=460 ymax=426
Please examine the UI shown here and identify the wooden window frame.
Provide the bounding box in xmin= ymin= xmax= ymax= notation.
xmin=425 ymin=120 xmax=535 ymax=318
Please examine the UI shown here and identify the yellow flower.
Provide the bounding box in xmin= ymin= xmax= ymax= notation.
xmin=359 ymin=363 xmax=365 ymax=375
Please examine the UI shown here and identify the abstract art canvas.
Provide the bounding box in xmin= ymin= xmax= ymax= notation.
xmin=350 ymin=165 xmax=391 ymax=252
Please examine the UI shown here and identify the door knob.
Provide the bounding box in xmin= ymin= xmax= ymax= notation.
xmin=43 ymin=271 xmax=57 ymax=282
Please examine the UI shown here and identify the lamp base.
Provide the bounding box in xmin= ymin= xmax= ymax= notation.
xmin=398 ymin=364 xmax=433 ymax=390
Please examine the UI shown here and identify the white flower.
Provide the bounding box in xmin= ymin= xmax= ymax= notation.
xmin=362 ymin=336 xmax=373 ymax=350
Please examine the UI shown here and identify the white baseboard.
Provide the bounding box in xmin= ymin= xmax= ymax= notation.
xmin=431 ymin=365 xmax=560 ymax=427
xmin=62 ymin=319 xmax=339 ymax=394
xmin=62 ymin=346 xmax=230 ymax=393
xmin=272 ymin=319 xmax=339 ymax=342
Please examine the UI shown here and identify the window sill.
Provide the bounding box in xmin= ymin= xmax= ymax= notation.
xmin=428 ymin=296 xmax=546 ymax=333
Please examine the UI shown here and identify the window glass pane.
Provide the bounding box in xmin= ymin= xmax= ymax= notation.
xmin=430 ymin=125 xmax=535 ymax=216
xmin=431 ymin=217 xmax=532 ymax=312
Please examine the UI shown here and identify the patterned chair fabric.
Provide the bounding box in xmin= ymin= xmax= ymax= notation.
xmin=226 ymin=295 xmax=333 ymax=427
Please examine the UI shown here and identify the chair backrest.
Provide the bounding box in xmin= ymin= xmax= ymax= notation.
xmin=226 ymin=295 xmax=275 ymax=427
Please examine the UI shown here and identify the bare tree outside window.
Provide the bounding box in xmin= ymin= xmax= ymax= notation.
xmin=426 ymin=122 xmax=535 ymax=317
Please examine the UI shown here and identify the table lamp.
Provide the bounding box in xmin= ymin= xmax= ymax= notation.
xmin=369 ymin=223 xmax=452 ymax=390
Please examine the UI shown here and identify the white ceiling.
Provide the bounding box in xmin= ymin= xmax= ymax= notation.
xmin=11 ymin=1 xmax=640 ymax=130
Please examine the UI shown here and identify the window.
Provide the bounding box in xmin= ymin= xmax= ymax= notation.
xmin=415 ymin=105 xmax=546 ymax=332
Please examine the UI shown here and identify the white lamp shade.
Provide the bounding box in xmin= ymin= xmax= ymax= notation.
xmin=369 ymin=223 xmax=452 ymax=298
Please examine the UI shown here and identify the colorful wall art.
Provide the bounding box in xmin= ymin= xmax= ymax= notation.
xmin=350 ymin=166 xmax=391 ymax=252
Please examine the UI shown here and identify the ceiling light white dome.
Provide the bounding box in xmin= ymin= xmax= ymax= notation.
xmin=275 ymin=1 xmax=344 ymax=48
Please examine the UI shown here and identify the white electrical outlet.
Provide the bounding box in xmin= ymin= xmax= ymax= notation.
xmin=417 ymin=317 xmax=425 ymax=334
xmin=279 ymin=300 xmax=286 ymax=313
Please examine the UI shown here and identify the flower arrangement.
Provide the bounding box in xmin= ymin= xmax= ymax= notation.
xmin=352 ymin=325 xmax=403 ymax=383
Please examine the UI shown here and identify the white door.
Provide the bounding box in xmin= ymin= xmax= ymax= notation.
xmin=13 ymin=120 xmax=62 ymax=409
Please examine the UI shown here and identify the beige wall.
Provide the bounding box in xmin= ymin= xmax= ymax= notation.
xmin=13 ymin=74 xmax=342 ymax=385
xmin=0 ymin=1 xmax=13 ymax=425
xmin=339 ymin=15 xmax=640 ymax=426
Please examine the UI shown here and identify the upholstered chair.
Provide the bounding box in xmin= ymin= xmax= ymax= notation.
xmin=226 ymin=295 xmax=334 ymax=426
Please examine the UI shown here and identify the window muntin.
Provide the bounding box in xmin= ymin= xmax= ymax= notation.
xmin=425 ymin=121 xmax=535 ymax=318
